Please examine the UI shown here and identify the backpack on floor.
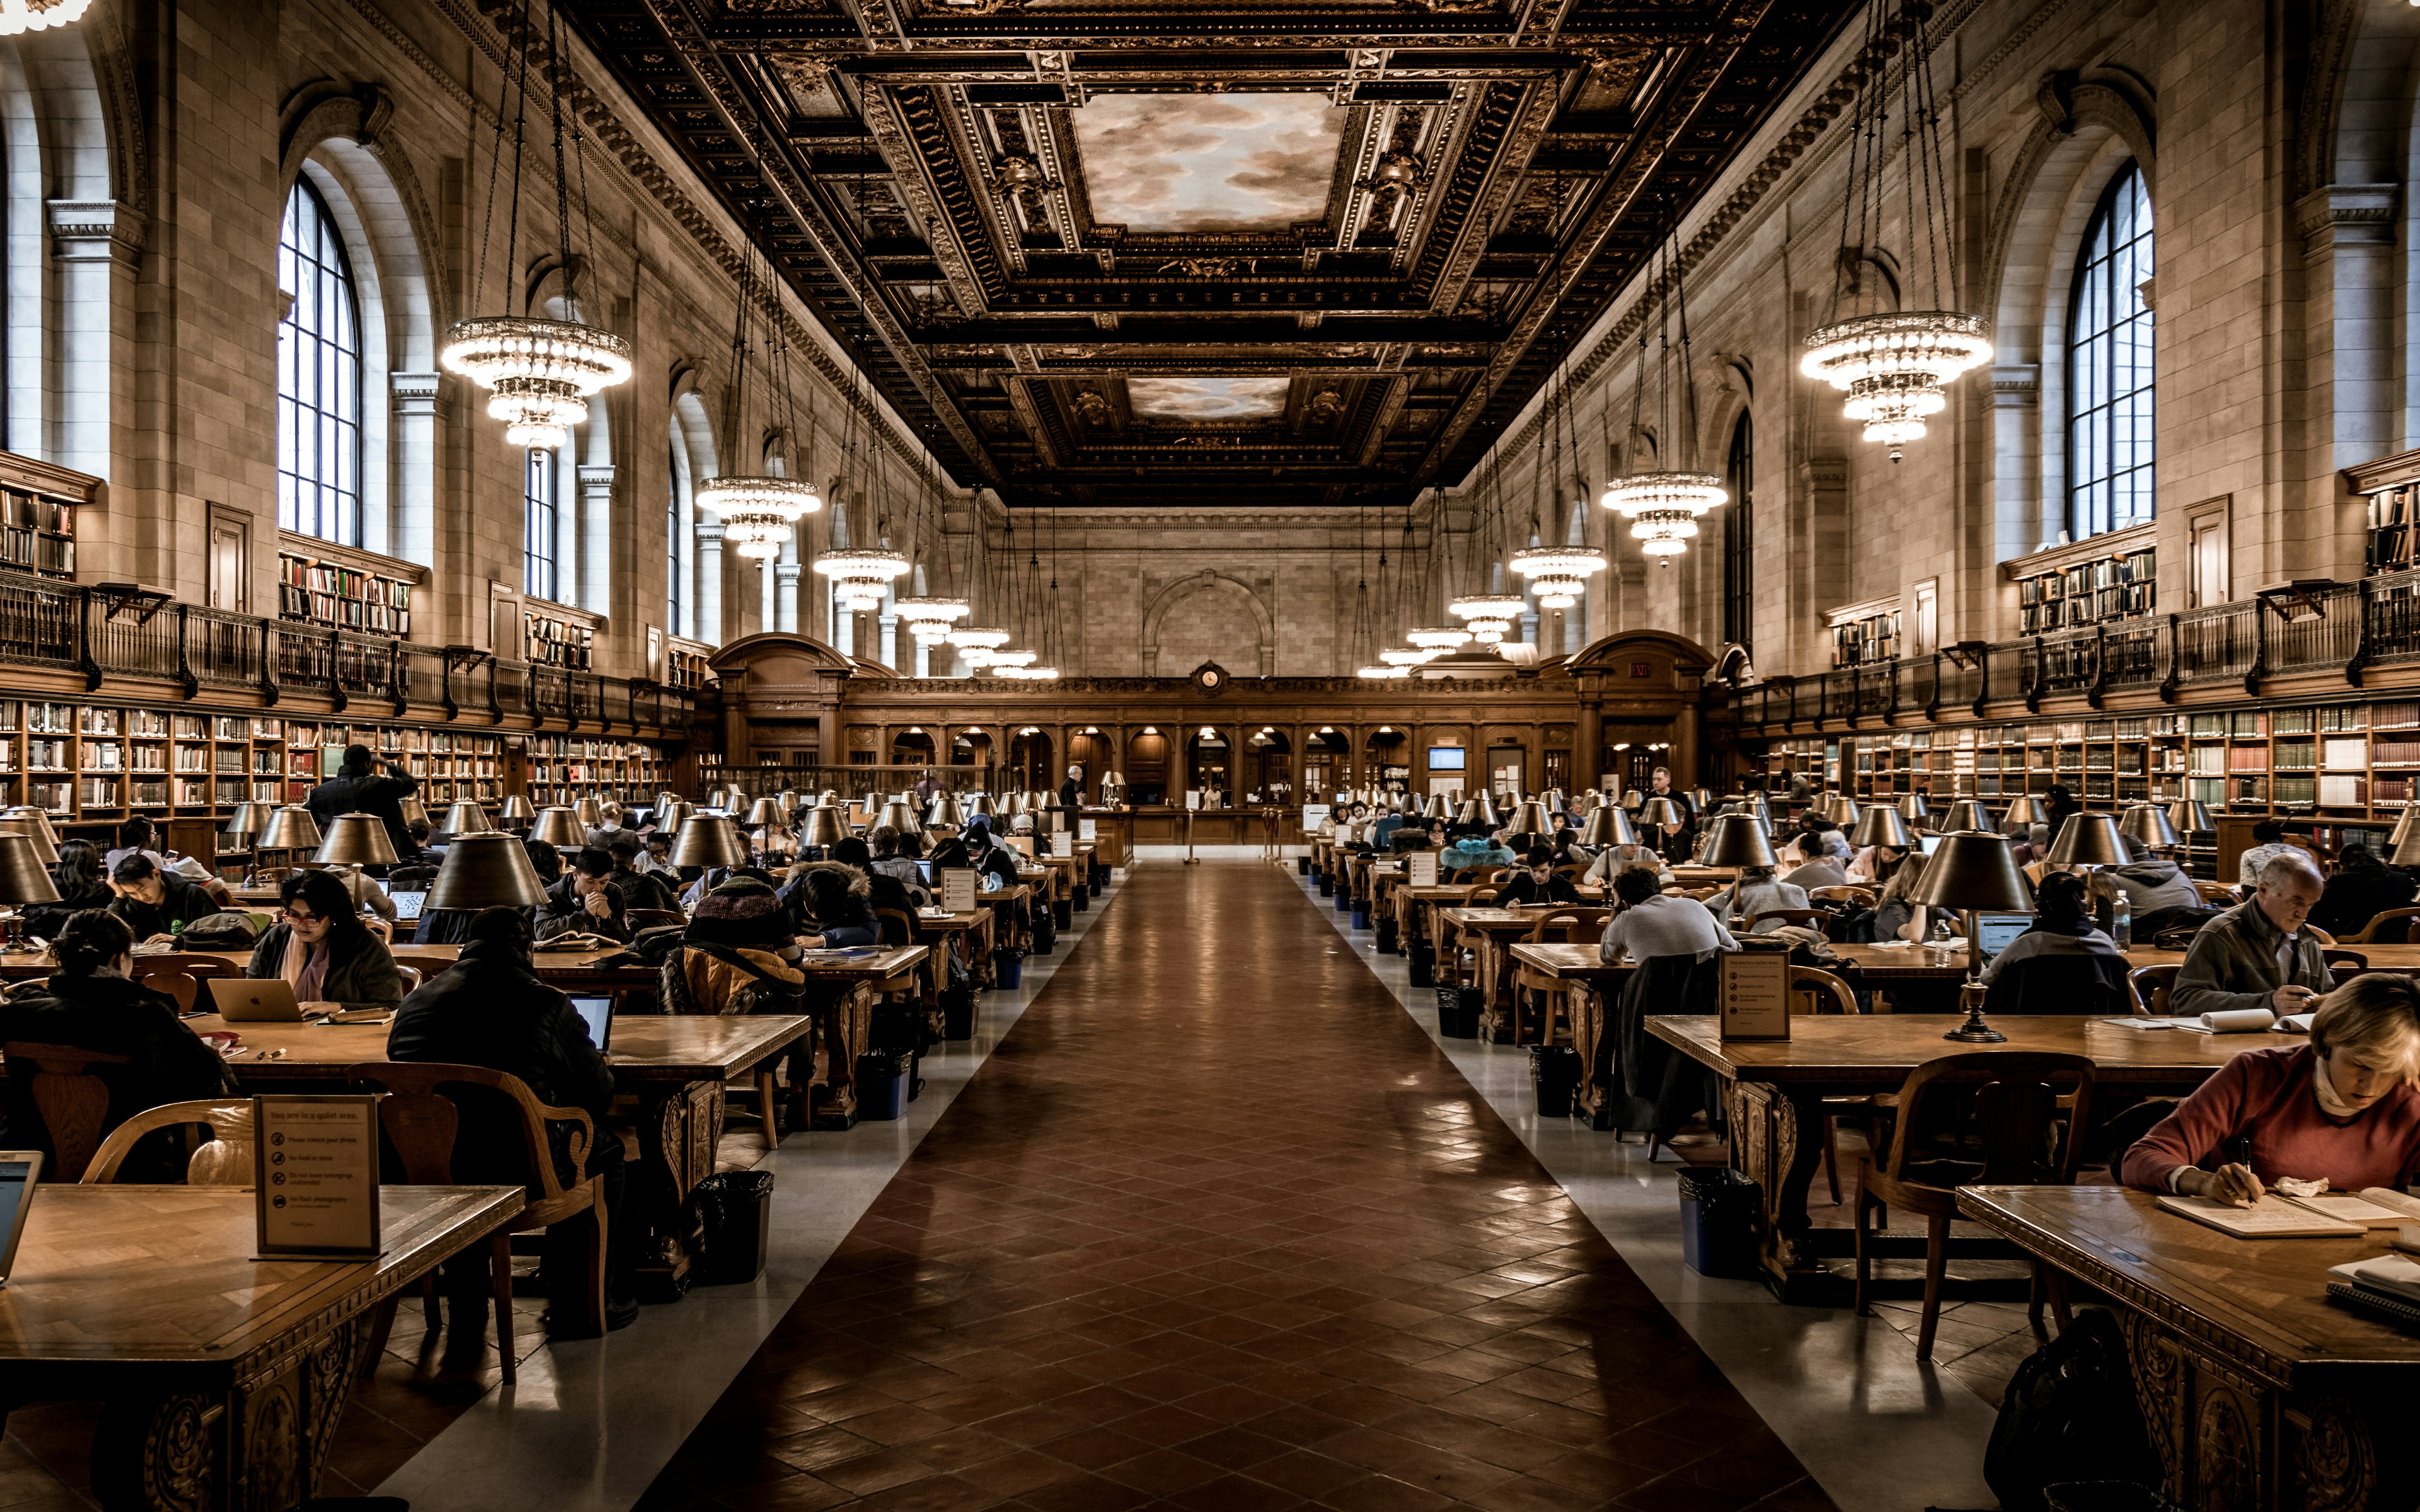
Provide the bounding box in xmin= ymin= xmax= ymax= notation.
xmin=1983 ymin=1307 xmax=2164 ymax=1512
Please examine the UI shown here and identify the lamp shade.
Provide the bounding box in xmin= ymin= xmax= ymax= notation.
xmin=670 ymin=815 xmax=750 ymax=869
xmin=573 ymin=798 xmax=603 ymax=828
xmin=2046 ymin=812 xmax=2131 ymax=867
xmin=1818 ymin=793 xmax=1859 ymax=825
xmin=1699 ymin=814 xmax=1780 ymax=869
xmin=926 ymin=792 xmax=965 ymax=828
xmin=397 ymin=796 xmax=429 ymax=829
xmin=878 ymin=799 xmax=920 ymax=834
xmin=1897 ymin=793 xmax=1932 ymax=825
xmin=1850 ymin=805 xmax=1914 ymax=850
xmin=224 ymin=801 xmax=273 ymax=839
xmin=1690 ymin=789 xmax=1714 ymax=811
xmin=2392 ymin=823 xmax=2420 ymax=869
xmin=966 ymin=792 xmax=998 ymax=819
xmin=2167 ymin=799 xmax=2215 ymax=837
xmin=801 ymin=806 xmax=850 ymax=849
xmin=1424 ymin=793 xmax=1454 ymax=821
xmin=1911 ymin=832 xmax=2035 ymax=912
xmin=2002 ymin=795 xmax=2043 ymax=830
xmin=2119 ymin=804 xmax=2181 ymax=849
xmin=0 ymin=813 xmax=57 ymax=867
xmin=1506 ymin=800 xmax=1553 ymax=839
xmin=1579 ymin=806 xmax=1639 ymax=848
xmin=1458 ymin=791 xmax=1502 ymax=828
xmin=654 ymin=799 xmax=694 ymax=834
xmin=1744 ymin=794 xmax=1777 ymax=833
xmin=527 ymin=807 xmax=585 ymax=849
xmin=1940 ymin=799 xmax=1995 ymax=835
xmin=776 ymin=789 xmax=800 ymax=814
xmin=1638 ymin=796 xmax=1686 ymax=828
xmin=424 ymin=832 xmax=551 ymax=911
xmin=443 ymin=801 xmax=492 ymax=836
xmin=746 ymin=798 xmax=785 ymax=828
xmin=499 ymin=795 xmax=536 ymax=822
xmin=0 ymin=808 xmax=55 ymax=850
xmin=1621 ymin=789 xmax=1642 ymax=811
xmin=0 ymin=835 xmax=60 ymax=905
xmin=255 ymin=806 xmax=324 ymax=852
xmin=314 ymin=813 xmax=399 ymax=867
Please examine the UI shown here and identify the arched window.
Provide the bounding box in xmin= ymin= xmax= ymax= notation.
xmin=666 ymin=442 xmax=681 ymax=636
xmin=524 ymin=447 xmax=558 ymax=602
xmin=1722 ymin=413 xmax=1753 ymax=646
xmin=277 ymin=178 xmax=363 ymax=544
xmin=2065 ymin=163 xmax=2153 ymax=541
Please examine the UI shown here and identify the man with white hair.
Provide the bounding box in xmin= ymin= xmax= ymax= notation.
xmin=2172 ymin=850 xmax=2334 ymax=1021
xmin=1058 ymin=764 xmax=1083 ymax=812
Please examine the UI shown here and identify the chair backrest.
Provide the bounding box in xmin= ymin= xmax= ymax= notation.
xmin=2351 ymin=906 xmax=2420 ymax=944
xmin=2129 ymin=964 xmax=2179 ymax=1016
xmin=627 ymin=908 xmax=684 ymax=931
xmin=1985 ymin=950 xmax=2136 ymax=1016
xmin=872 ymin=907 xmax=915 ymax=947
xmin=2309 ymin=926 xmax=2338 ymax=946
xmin=393 ymin=963 xmax=422 ymax=995
xmin=1884 ymin=1051 xmax=2097 ymax=1188
xmin=1484 ymin=868 xmax=1516 ymax=885
xmin=3 ymin=1043 xmax=134 ymax=1181
xmin=128 ymin=963 xmax=199 ymax=1014
xmin=83 ymin=1099 xmax=253 ymax=1185
xmin=1527 ymin=907 xmax=1615 ymax=944
xmin=1748 ymin=908 xmax=1830 ymax=938
xmin=1789 ymin=966 xmax=1861 ymax=1017
xmin=1469 ymin=887 xmax=1502 ymax=906
xmin=2325 ymin=948 xmax=2368 ymax=973
xmin=1807 ymin=885 xmax=1877 ymax=906
xmin=343 ymin=1061 xmax=589 ymax=1201
xmin=140 ymin=953 xmax=238 ymax=982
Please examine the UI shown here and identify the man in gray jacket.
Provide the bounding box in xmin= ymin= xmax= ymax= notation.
xmin=2170 ymin=850 xmax=2332 ymax=1021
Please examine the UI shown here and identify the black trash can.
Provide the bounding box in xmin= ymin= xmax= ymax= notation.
xmin=1317 ymin=872 xmax=1334 ymax=896
xmin=1678 ymin=1168 xmax=1761 ymax=1278
xmin=1436 ymin=985 xmax=1480 ymax=1039
xmin=1375 ymin=917 xmax=1399 ymax=954
xmin=2044 ymin=1486 xmax=2182 ymax=1512
xmin=693 ymin=1171 xmax=775 ymax=1286
xmin=942 ymin=984 xmax=976 ymax=1040
xmin=856 ymin=1052 xmax=912 ymax=1120
xmin=1298 ymin=856 xmax=1313 ymax=876
xmin=1053 ymin=897 xmax=1074 ymax=931
xmin=1530 ymin=1045 xmax=1582 ymax=1118
xmin=1408 ymin=938 xmax=1436 ymax=987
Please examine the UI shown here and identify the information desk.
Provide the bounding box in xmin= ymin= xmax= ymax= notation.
xmin=0 ymin=1183 xmax=521 ymax=1512
xmin=1957 ymin=1184 xmax=2420 ymax=1512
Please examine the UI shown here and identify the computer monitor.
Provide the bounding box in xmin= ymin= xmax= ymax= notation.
xmin=1973 ymin=913 xmax=2034 ymax=962
xmin=1920 ymin=834 xmax=1944 ymax=856
xmin=568 ymin=995 xmax=614 ymax=1051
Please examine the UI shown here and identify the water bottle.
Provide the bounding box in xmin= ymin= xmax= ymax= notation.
xmin=2112 ymin=893 xmax=2132 ymax=949
xmin=1929 ymin=917 xmax=1954 ymax=966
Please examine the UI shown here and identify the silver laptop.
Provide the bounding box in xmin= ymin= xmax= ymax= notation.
xmin=568 ymin=995 xmax=614 ymax=1051
xmin=205 ymin=977 xmax=308 ymax=1022
xmin=389 ymin=890 xmax=427 ymax=922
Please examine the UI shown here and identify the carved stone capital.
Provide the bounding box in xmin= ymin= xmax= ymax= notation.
xmin=46 ymin=199 xmax=146 ymax=266
xmin=389 ymin=370 xmax=443 ymax=416
xmin=2295 ymin=183 xmax=2399 ymax=253
xmin=1991 ymin=363 xmax=2041 ymax=410
xmin=575 ymin=464 xmax=617 ymax=497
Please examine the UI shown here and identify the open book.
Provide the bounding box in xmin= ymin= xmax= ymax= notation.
xmin=2156 ymin=1193 xmax=2366 ymax=1237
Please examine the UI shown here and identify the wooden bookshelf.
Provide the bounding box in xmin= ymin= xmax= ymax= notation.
xmin=0 ymin=452 xmax=97 ymax=582
xmin=1828 ymin=599 xmax=1900 ymax=668
xmin=276 ymin=549 xmax=412 ymax=636
xmin=526 ymin=611 xmax=594 ymax=671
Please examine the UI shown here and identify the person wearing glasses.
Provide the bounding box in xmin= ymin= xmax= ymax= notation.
xmin=243 ymin=870 xmax=404 ymax=1015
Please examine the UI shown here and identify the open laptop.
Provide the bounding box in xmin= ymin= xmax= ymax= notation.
xmin=1919 ymin=833 xmax=1944 ymax=856
xmin=0 ymin=1152 xmax=41 ymax=1284
xmin=568 ymin=995 xmax=614 ymax=1051
xmin=389 ymin=889 xmax=427 ymax=922
xmin=1972 ymin=912 xmax=2035 ymax=963
xmin=205 ymin=977 xmax=308 ymax=1022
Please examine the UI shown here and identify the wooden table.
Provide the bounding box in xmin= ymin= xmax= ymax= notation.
xmin=795 ymin=945 xmax=928 ymax=1130
xmin=1440 ymin=908 xmax=1560 ymax=1040
xmin=1649 ymin=1012 xmax=2303 ymax=1302
xmin=0 ymin=1183 xmax=522 ymax=1512
xmin=912 ymin=907 xmax=994 ymax=988
xmin=0 ymin=944 xmax=658 ymax=997
xmin=1396 ymin=883 xmax=1487 ymax=965
xmin=1958 ymin=1184 xmax=2420 ymax=1512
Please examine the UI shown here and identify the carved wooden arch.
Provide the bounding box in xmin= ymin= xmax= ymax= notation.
xmin=277 ymin=83 xmax=451 ymax=331
xmin=1139 ymin=570 xmax=1275 ymax=678
xmin=1983 ymin=77 xmax=2157 ymax=348
xmin=1568 ymin=627 xmax=1714 ymax=676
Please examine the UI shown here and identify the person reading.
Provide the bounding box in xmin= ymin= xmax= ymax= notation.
xmin=243 ymin=869 xmax=405 ymax=1014
xmin=2170 ymin=851 xmax=2333 ymax=1022
xmin=536 ymin=847 xmax=631 ymax=944
xmin=2121 ymin=973 xmax=2420 ymax=1201
xmin=1597 ymin=866 xmax=1737 ymax=963
xmin=1494 ymin=847 xmax=1580 ymax=907
xmin=107 ymin=853 xmax=222 ymax=944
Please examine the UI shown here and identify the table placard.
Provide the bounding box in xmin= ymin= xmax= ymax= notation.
xmin=941 ymin=869 xmax=979 ymax=913
xmin=1185 ymin=789 xmax=1202 ymax=811
xmin=1719 ymin=951 xmax=1794 ymax=1040
xmin=1079 ymin=818 xmax=1097 ymax=841
xmin=253 ymin=1094 xmax=383 ymax=1259
xmin=1051 ymin=832 xmax=1074 ymax=858
xmin=1407 ymin=851 xmax=1439 ymax=886
xmin=1301 ymin=803 xmax=1330 ymax=833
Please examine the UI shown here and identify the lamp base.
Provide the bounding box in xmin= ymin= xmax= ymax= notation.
xmin=1943 ymin=1006 xmax=2006 ymax=1043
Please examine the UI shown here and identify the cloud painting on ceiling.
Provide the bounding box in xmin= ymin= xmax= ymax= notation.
xmin=1073 ymin=93 xmax=1345 ymax=232
xmin=1125 ymin=377 xmax=1293 ymax=423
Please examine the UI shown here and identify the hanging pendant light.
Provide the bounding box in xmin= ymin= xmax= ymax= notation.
xmin=948 ymin=624 xmax=1009 ymax=663
xmin=1799 ymin=0 xmax=1991 ymax=462
xmin=1599 ymin=203 xmax=1724 ymax=563
xmin=1448 ymin=594 xmax=1526 ymax=645
xmin=1407 ymin=624 xmax=1472 ymax=652
xmin=996 ymin=663 xmax=1061 ymax=680
xmin=815 ymin=548 xmax=911 ymax=611
xmin=1511 ymin=333 xmax=1609 ymax=610
xmin=0 ymin=0 xmax=94 ymax=35
xmin=1357 ymin=663 xmax=1412 ymax=679
xmin=441 ymin=2 xmax=630 ymax=450
xmin=896 ymin=597 xmax=969 ymax=642
xmin=696 ymin=241 xmax=821 ymax=562
xmin=1510 ymin=547 xmax=1605 ymax=608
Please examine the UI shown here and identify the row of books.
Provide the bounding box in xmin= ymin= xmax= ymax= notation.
xmin=527 ymin=614 xmax=595 ymax=670
xmin=275 ymin=553 xmax=413 ymax=635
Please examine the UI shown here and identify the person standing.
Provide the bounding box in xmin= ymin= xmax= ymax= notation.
xmin=1058 ymin=764 xmax=1083 ymax=813
xmin=306 ymin=742 xmax=422 ymax=862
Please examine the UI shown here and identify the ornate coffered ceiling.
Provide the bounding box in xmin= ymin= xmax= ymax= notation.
xmin=563 ymin=0 xmax=1856 ymax=507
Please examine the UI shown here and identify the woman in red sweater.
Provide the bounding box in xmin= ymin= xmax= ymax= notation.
xmin=2121 ymin=973 xmax=2420 ymax=1201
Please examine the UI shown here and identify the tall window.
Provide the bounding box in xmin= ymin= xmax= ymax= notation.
xmin=277 ymin=178 xmax=362 ymax=544
xmin=1722 ymin=413 xmax=1754 ymax=647
xmin=666 ymin=444 xmax=681 ymax=636
xmin=2066 ymin=163 xmax=2154 ymax=541
xmin=524 ymin=447 xmax=558 ymax=602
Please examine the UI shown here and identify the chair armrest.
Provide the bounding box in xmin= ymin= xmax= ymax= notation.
xmin=531 ymin=1101 xmax=596 ymax=1194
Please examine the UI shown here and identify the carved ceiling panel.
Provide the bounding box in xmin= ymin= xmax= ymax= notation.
xmin=565 ymin=0 xmax=1857 ymax=507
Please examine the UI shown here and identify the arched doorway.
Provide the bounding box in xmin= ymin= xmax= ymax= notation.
xmin=1007 ymin=727 xmax=1056 ymax=796
xmin=1364 ymin=726 xmax=1410 ymax=802
xmin=1247 ymin=726 xmax=1293 ymax=801
xmin=1069 ymin=726 xmax=1115 ymax=801
xmin=1303 ymin=727 xmax=1351 ymax=800
xmin=1127 ymin=726 xmax=1171 ymax=805
xmin=1185 ymin=726 xmax=1231 ymax=803
xmin=951 ymin=727 xmax=996 ymax=787
xmin=889 ymin=727 xmax=938 ymax=769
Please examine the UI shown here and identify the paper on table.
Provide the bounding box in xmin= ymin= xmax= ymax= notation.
xmin=2155 ymin=1193 xmax=2365 ymax=1237
xmin=2199 ymin=1008 xmax=2278 ymax=1033
xmin=2281 ymin=1193 xmax=2417 ymax=1228
xmin=2273 ymin=1012 xmax=2318 ymax=1033
xmin=2334 ymin=1254 xmax=2420 ymax=1302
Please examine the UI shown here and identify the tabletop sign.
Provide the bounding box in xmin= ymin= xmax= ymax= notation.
xmin=253 ymin=1094 xmax=383 ymax=1259
xmin=1051 ymin=832 xmax=1075 ymax=858
xmin=1407 ymin=851 xmax=1439 ymax=886
xmin=1719 ymin=951 xmax=1794 ymax=1041
xmin=941 ymin=869 xmax=978 ymax=914
xmin=1079 ymin=818 xmax=1097 ymax=841
xmin=1301 ymin=803 xmax=1330 ymax=832
xmin=1185 ymin=789 xmax=1202 ymax=811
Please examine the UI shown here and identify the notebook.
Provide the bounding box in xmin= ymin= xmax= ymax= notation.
xmin=205 ymin=977 xmax=309 ymax=1023
xmin=2155 ymin=1193 xmax=2365 ymax=1237
xmin=0 ymin=1152 xmax=41 ymax=1284
xmin=568 ymin=995 xmax=614 ymax=1051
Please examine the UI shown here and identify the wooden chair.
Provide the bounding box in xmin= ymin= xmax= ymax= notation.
xmin=1514 ymin=908 xmax=1615 ymax=1044
xmin=626 ymin=908 xmax=684 ymax=931
xmin=1789 ymin=968 xmax=1867 ymax=1204
xmin=2349 ymin=907 xmax=2420 ymax=944
xmin=129 ymin=962 xmax=200 ymax=1014
xmin=1807 ymin=885 xmax=1877 ymax=907
xmin=1855 ymin=1051 xmax=2097 ymax=1360
xmin=871 ymin=907 xmax=916 ymax=948
xmin=2324 ymin=948 xmax=2368 ymax=974
xmin=3 ymin=1043 xmax=132 ymax=1181
xmin=1748 ymin=908 xmax=1831 ymax=938
xmin=2193 ymin=879 xmax=2240 ymax=905
xmin=2129 ymin=964 xmax=2179 ymax=1016
xmin=344 ymin=1062 xmax=609 ymax=1380
xmin=2309 ymin=927 xmax=2338 ymax=946
xmin=83 ymin=1099 xmax=253 ymax=1185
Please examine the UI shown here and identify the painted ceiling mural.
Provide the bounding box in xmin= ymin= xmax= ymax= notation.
xmin=564 ymin=0 xmax=1864 ymax=508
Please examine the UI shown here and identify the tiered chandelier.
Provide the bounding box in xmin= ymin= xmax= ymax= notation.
xmin=0 ymin=0 xmax=95 ymax=35
xmin=1407 ymin=624 xmax=1472 ymax=653
xmin=439 ymin=1 xmax=630 ymax=451
xmin=1799 ymin=0 xmax=1991 ymax=462
xmin=1511 ymin=547 xmax=1602 ymax=607
xmin=695 ymin=238 xmax=819 ymax=561
xmin=1514 ymin=339 xmax=1607 ymax=603
xmin=895 ymin=596 xmax=969 ymax=643
xmin=815 ymin=549 xmax=911 ymax=611
xmin=1601 ymin=210 xmax=1724 ymax=563
xmin=948 ymin=625 xmax=1010 ymax=669
xmin=1448 ymin=594 xmax=1526 ymax=645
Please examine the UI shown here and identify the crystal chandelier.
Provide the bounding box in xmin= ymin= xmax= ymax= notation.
xmin=1509 ymin=341 xmax=1608 ymax=612
xmin=815 ymin=549 xmax=911 ymax=612
xmin=698 ymin=475 xmax=820 ymax=562
xmin=1378 ymin=647 xmax=1434 ymax=667
xmin=1599 ymin=217 xmax=1724 ymax=565
xmin=988 ymin=648 xmax=1037 ymax=669
xmin=1602 ymin=472 xmax=1726 ymax=558
xmin=896 ymin=597 xmax=969 ymax=642
xmin=1802 ymin=0 xmax=1991 ymax=462
xmin=0 ymin=0 xmax=95 ymax=34
xmin=1448 ymin=594 xmax=1526 ymax=646
xmin=1407 ymin=624 xmax=1472 ymax=652
xmin=1357 ymin=663 xmax=1412 ymax=679
xmin=441 ymin=4 xmax=629 ymax=451
xmin=948 ymin=625 xmax=1009 ymax=656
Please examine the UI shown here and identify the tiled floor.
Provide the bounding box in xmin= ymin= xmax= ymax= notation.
xmin=640 ymin=861 xmax=1836 ymax=1512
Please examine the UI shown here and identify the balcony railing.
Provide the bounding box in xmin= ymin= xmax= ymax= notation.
xmin=0 ymin=567 xmax=693 ymax=734
xmin=1725 ymin=569 xmax=2420 ymax=734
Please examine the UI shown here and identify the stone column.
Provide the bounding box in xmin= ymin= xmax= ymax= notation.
xmin=696 ymin=520 xmax=725 ymax=645
xmin=47 ymin=199 xmax=143 ymax=576
xmin=2296 ymin=184 xmax=2400 ymax=583
xmin=774 ymin=561 xmax=802 ymax=634
xmin=391 ymin=372 xmax=443 ymax=574
xmin=576 ymin=464 xmax=616 ymax=622
xmin=1987 ymin=365 xmax=2040 ymax=641
xmin=878 ymin=611 xmax=899 ymax=670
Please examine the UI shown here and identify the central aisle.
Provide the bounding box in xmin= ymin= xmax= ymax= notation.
xmin=643 ymin=862 xmax=1835 ymax=1512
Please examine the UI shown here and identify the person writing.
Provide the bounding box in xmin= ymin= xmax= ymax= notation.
xmin=1494 ymin=848 xmax=1581 ymax=907
xmin=2121 ymin=973 xmax=2420 ymax=1201
xmin=2170 ymin=851 xmax=2333 ymax=1022
xmin=107 ymin=853 xmax=223 ymax=944
xmin=1598 ymin=867 xmax=1737 ymax=962
xmin=305 ymin=742 xmax=422 ymax=862
xmin=244 ymin=869 xmax=404 ymax=1014
xmin=1582 ymin=837 xmax=1671 ymax=889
